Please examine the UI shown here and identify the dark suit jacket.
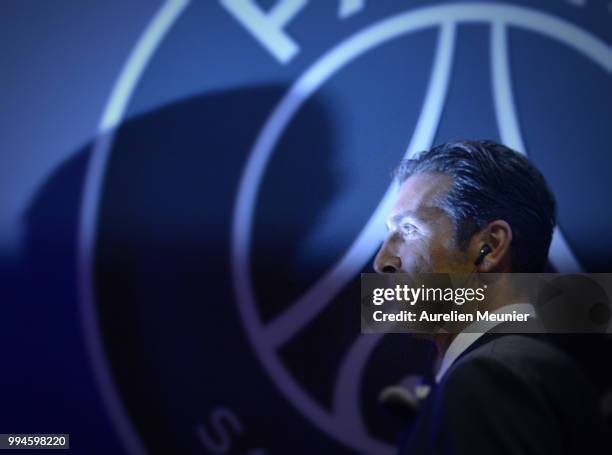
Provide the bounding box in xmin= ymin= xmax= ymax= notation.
xmin=399 ymin=332 xmax=611 ymax=454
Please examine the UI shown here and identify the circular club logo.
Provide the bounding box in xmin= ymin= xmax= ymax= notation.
xmin=79 ymin=1 xmax=612 ymax=454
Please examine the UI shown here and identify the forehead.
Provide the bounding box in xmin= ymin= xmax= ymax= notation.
xmin=390 ymin=172 xmax=453 ymax=218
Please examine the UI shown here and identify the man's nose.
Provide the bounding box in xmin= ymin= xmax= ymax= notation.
xmin=374 ymin=236 xmax=402 ymax=273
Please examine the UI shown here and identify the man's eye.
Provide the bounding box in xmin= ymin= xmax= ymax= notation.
xmin=401 ymin=224 xmax=417 ymax=235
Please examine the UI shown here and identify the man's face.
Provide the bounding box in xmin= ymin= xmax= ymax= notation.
xmin=374 ymin=172 xmax=472 ymax=274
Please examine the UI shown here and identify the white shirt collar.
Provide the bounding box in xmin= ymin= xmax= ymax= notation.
xmin=434 ymin=303 xmax=536 ymax=383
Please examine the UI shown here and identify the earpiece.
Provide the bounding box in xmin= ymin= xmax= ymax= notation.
xmin=474 ymin=244 xmax=492 ymax=267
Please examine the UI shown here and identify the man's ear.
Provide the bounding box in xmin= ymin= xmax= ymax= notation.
xmin=472 ymin=220 xmax=513 ymax=272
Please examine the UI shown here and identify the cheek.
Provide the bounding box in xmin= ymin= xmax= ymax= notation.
xmin=396 ymin=239 xmax=435 ymax=272
xmin=429 ymin=239 xmax=469 ymax=271
xmin=398 ymin=236 xmax=466 ymax=273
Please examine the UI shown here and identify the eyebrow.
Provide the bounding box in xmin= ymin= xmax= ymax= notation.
xmin=387 ymin=210 xmax=427 ymax=227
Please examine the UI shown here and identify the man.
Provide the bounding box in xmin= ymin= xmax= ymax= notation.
xmin=374 ymin=140 xmax=610 ymax=454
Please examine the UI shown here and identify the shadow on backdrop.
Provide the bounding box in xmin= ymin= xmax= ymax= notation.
xmin=21 ymin=84 xmax=435 ymax=454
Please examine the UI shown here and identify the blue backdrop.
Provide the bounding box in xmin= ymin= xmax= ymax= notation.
xmin=1 ymin=1 xmax=611 ymax=453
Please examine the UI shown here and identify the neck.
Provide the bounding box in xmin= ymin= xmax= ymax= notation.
xmin=433 ymin=332 xmax=455 ymax=363
xmin=431 ymin=275 xmax=528 ymax=359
